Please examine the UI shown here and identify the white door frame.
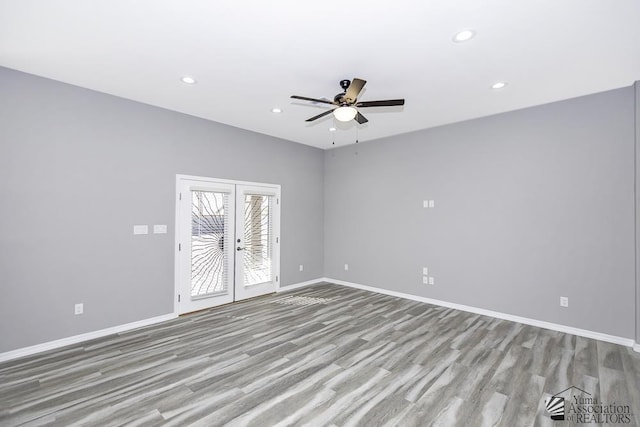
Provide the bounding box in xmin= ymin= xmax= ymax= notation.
xmin=174 ymin=174 xmax=281 ymax=315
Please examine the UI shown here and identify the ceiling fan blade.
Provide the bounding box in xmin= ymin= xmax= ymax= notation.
xmin=305 ymin=109 xmax=335 ymax=122
xmin=344 ymin=78 xmax=367 ymax=103
xmin=291 ymin=95 xmax=336 ymax=105
xmin=356 ymin=99 xmax=405 ymax=108
xmin=355 ymin=112 xmax=368 ymax=124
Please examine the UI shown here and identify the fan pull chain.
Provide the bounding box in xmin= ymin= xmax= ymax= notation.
xmin=355 ymin=125 xmax=359 ymax=144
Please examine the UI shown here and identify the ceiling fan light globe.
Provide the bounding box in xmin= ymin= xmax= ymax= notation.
xmin=334 ymin=106 xmax=357 ymax=122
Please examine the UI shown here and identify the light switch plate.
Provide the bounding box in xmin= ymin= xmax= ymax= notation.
xmin=153 ymin=224 xmax=167 ymax=234
xmin=133 ymin=225 xmax=148 ymax=235
xmin=428 ymin=200 xmax=435 ymax=208
xmin=428 ymin=277 xmax=435 ymax=285
xmin=423 ymin=267 xmax=429 ymax=275
xmin=423 ymin=200 xmax=429 ymax=208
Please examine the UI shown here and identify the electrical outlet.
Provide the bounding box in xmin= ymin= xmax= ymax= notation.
xmin=344 ymin=264 xmax=349 ymax=271
xmin=428 ymin=200 xmax=435 ymax=208
xmin=74 ymin=303 xmax=84 ymax=315
xmin=560 ymin=296 xmax=569 ymax=307
xmin=299 ymin=264 xmax=304 ymax=272
xmin=428 ymin=277 xmax=435 ymax=285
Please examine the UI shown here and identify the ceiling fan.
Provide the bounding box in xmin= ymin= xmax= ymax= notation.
xmin=291 ymin=78 xmax=404 ymax=124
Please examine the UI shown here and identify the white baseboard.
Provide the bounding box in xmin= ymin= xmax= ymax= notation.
xmin=325 ymin=278 xmax=637 ymax=349
xmin=2 ymin=280 xmax=636 ymax=362
xmin=0 ymin=313 xmax=177 ymax=363
xmin=278 ymin=278 xmax=325 ymax=292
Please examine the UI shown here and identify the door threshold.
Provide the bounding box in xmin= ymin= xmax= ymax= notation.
xmin=178 ymin=292 xmax=277 ymax=317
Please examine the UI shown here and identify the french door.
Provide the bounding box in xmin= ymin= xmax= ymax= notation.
xmin=176 ymin=176 xmax=280 ymax=315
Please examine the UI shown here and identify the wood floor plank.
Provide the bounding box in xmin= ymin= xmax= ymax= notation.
xmin=1 ymin=283 xmax=638 ymax=426
xmin=477 ymin=392 xmax=509 ymax=427
xmin=621 ymin=347 xmax=640 ymax=426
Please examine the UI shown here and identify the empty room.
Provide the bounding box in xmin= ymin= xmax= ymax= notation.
xmin=1 ymin=1 xmax=640 ymax=426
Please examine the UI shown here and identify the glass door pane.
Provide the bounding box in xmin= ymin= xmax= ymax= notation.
xmin=191 ymin=190 xmax=230 ymax=297
xmin=242 ymin=194 xmax=273 ymax=286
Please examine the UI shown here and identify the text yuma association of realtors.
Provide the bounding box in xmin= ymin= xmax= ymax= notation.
xmin=566 ymin=395 xmax=632 ymax=424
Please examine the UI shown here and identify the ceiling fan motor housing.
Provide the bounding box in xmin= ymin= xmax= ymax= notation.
xmin=335 ymin=79 xmax=352 ymax=104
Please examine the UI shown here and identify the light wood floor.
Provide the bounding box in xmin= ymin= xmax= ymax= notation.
xmin=1 ymin=283 xmax=639 ymax=426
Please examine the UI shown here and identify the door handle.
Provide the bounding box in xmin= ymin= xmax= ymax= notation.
xmin=237 ymin=247 xmax=244 ymax=251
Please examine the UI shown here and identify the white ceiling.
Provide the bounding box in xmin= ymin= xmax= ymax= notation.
xmin=1 ymin=1 xmax=639 ymax=149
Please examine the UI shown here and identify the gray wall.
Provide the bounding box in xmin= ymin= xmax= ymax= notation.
xmin=325 ymin=86 xmax=636 ymax=339
xmin=0 ymin=67 xmax=324 ymax=352
xmin=1 ymin=65 xmax=637 ymax=353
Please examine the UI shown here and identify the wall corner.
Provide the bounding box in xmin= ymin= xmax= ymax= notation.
xmin=635 ymin=80 xmax=640 ymax=346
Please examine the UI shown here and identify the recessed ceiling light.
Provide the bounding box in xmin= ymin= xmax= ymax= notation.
xmin=453 ymin=29 xmax=476 ymax=42
xmin=491 ymin=81 xmax=507 ymax=89
xmin=271 ymin=108 xmax=282 ymax=113
xmin=329 ymin=127 xmax=337 ymax=132
xmin=180 ymin=76 xmax=196 ymax=85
